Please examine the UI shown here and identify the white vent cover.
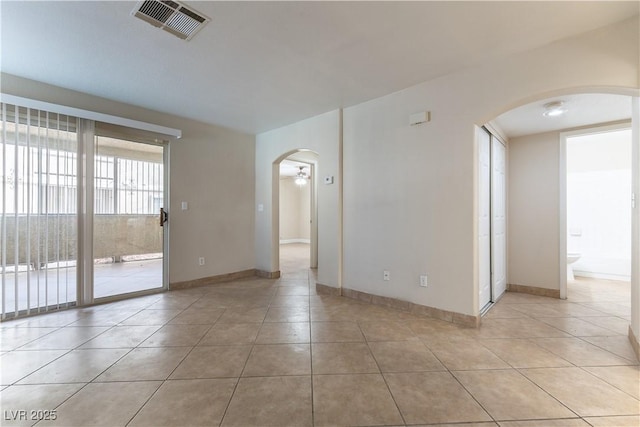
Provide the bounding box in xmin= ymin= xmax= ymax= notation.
xmin=132 ymin=0 xmax=209 ymax=41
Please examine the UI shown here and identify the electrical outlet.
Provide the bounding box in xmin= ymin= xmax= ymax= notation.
xmin=419 ymin=275 xmax=428 ymax=287
xmin=383 ymin=270 xmax=390 ymax=281
xmin=198 ymin=257 xmax=205 ymax=266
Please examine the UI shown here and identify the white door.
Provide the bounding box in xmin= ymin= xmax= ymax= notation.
xmin=492 ymin=136 xmax=507 ymax=299
xmin=478 ymin=128 xmax=492 ymax=310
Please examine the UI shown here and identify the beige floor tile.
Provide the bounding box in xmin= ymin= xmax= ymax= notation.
xmin=385 ymin=371 xmax=491 ymax=424
xmin=276 ymin=286 xmax=310 ymax=296
xmin=18 ymin=348 xmax=128 ymax=384
xmin=469 ymin=318 xmax=571 ymax=339
xmin=222 ymin=376 xmax=312 ymax=426
xmin=128 ymin=378 xmax=237 ymax=427
xmin=17 ymin=327 xmax=108 ymax=350
xmin=16 ymin=312 xmax=85 ymax=328
xmin=37 ymin=381 xmax=161 ymax=426
xmin=521 ymin=367 xmax=640 ymax=416
xmin=583 ymin=365 xmax=640 ymax=399
xmin=0 ymin=383 xmax=83 ymax=427
xmin=255 ymin=322 xmax=310 ymax=344
xmin=68 ymin=309 xmax=140 ymax=326
xmin=170 ymin=345 xmax=251 ymax=379
xmin=369 ymin=340 xmax=444 ymax=372
xmin=139 ymin=324 xmax=210 ymax=347
xmin=96 ymin=347 xmax=189 ymax=381
xmin=422 ymin=423 xmax=498 ymax=427
xmin=358 ymin=321 xmax=416 ymax=341
xmin=453 ymin=369 xmax=576 ymax=421
xmin=79 ymin=325 xmax=161 ymax=348
xmin=1 ymin=350 xmax=67 ymax=385
xmin=269 ymin=295 xmax=310 ymax=308
xmin=583 ymin=415 xmax=640 ymax=426
xmin=198 ymin=322 xmax=260 ymax=345
xmin=483 ymin=339 xmax=572 ymax=368
xmin=118 ymin=309 xmax=182 ymax=326
xmin=217 ymin=307 xmax=268 ymax=323
xmin=427 ymin=339 xmax=510 ymax=370
xmin=497 ymin=419 xmax=590 ymax=426
xmin=264 ymin=306 xmax=309 ymax=322
xmin=578 ymin=316 xmax=631 ymax=335
xmin=0 ymin=328 xmax=58 ymax=351
xmin=483 ymin=304 xmax=531 ymax=319
xmin=168 ymin=307 xmax=224 ymax=324
xmin=538 ymin=317 xmax=621 ymax=337
xmin=313 ymin=373 xmax=403 ymax=426
xmin=312 ymin=342 xmax=379 ymax=374
xmin=146 ymin=296 xmax=199 ymax=310
xmin=532 ymin=337 xmax=635 ymax=366
xmin=310 ymin=321 xmax=365 ymax=342
xmin=243 ymin=343 xmax=311 ymax=376
xmin=581 ymin=336 xmax=640 ymax=362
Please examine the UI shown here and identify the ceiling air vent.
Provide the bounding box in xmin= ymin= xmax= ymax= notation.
xmin=132 ymin=0 xmax=209 ymax=41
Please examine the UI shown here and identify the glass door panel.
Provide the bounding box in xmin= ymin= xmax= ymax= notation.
xmin=93 ymin=136 xmax=165 ymax=299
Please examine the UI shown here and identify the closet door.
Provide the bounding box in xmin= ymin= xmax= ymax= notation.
xmin=492 ymin=136 xmax=507 ymax=299
xmin=478 ymin=127 xmax=492 ymax=310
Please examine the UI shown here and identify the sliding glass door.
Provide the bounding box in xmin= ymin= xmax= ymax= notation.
xmin=1 ymin=103 xmax=169 ymax=318
xmin=93 ymin=136 xmax=166 ymax=299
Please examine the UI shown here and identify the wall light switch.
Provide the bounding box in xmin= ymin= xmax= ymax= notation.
xmin=324 ymin=176 xmax=334 ymax=185
xmin=181 ymin=201 xmax=188 ymax=210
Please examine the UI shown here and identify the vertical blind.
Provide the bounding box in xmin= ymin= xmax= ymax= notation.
xmin=1 ymin=104 xmax=78 ymax=317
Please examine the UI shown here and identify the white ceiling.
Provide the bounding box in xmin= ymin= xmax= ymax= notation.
xmin=494 ymin=93 xmax=633 ymax=138
xmin=1 ymin=1 xmax=638 ymax=134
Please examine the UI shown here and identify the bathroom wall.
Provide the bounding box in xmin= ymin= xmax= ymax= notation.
xmin=567 ymin=128 xmax=632 ymax=281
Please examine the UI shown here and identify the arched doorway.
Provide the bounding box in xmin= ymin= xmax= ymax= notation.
xmin=272 ymin=149 xmax=319 ymax=278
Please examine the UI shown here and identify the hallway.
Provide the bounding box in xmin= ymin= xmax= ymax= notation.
xmin=0 ymin=244 xmax=638 ymax=426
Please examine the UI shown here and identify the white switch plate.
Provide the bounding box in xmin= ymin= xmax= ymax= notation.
xmin=198 ymin=257 xmax=205 ymax=266
xmin=181 ymin=201 xmax=188 ymax=210
xmin=258 ymin=204 xmax=264 ymax=212
xmin=419 ymin=275 xmax=428 ymax=287
xmin=324 ymin=176 xmax=334 ymax=185
xmin=383 ymin=270 xmax=390 ymax=281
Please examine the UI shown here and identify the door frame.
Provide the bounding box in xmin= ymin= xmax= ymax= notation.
xmin=559 ymin=121 xmax=633 ymax=299
xmin=87 ymin=134 xmax=170 ymax=305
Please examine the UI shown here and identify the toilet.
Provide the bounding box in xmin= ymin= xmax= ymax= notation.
xmin=567 ymin=252 xmax=581 ymax=281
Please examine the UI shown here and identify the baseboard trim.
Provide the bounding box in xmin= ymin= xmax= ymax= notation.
xmin=170 ymin=269 xmax=257 ymax=290
xmin=280 ymin=239 xmax=311 ymax=244
xmin=256 ymin=269 xmax=281 ymax=279
xmin=507 ymin=283 xmax=560 ymax=299
xmin=629 ymin=326 xmax=640 ymax=361
xmin=339 ymin=287 xmax=480 ymax=328
xmin=315 ymin=283 xmax=341 ymax=296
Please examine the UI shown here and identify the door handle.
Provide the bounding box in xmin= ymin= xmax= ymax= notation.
xmin=160 ymin=207 xmax=168 ymax=227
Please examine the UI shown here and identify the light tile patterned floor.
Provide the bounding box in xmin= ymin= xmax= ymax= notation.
xmin=0 ymin=244 xmax=638 ymax=426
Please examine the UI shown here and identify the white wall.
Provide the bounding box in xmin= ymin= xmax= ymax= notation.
xmin=508 ymin=131 xmax=561 ymax=290
xmin=255 ymin=110 xmax=341 ymax=287
xmin=279 ymin=177 xmax=311 ymax=242
xmin=1 ymin=73 xmax=256 ymax=285
xmin=341 ymin=17 xmax=638 ymax=316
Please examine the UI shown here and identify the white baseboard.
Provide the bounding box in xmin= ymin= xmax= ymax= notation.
xmin=279 ymin=239 xmax=311 ymax=245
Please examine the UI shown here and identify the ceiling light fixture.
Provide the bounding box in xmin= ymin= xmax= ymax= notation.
xmin=294 ymin=166 xmax=308 ymax=186
xmin=543 ymin=101 xmax=567 ymax=117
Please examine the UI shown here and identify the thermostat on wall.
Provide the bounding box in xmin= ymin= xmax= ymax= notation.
xmin=324 ymin=176 xmax=334 ymax=185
